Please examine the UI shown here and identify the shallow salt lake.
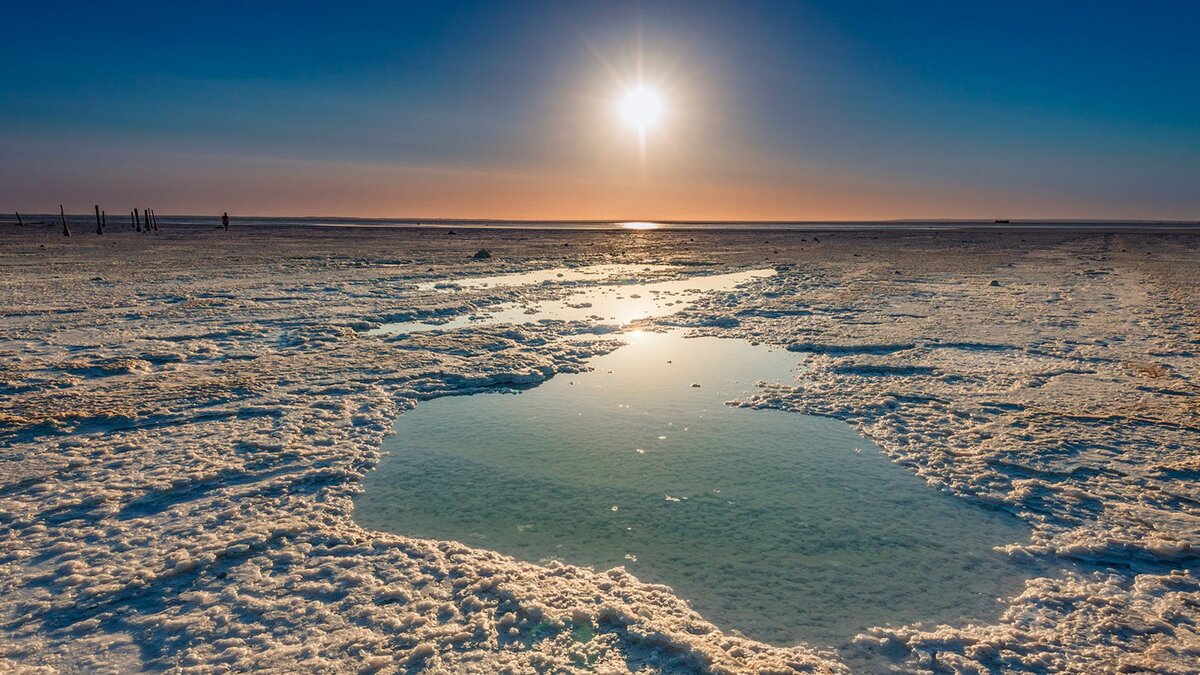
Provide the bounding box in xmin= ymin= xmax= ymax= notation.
xmin=372 ymin=268 xmax=774 ymax=335
xmin=355 ymin=331 xmax=1037 ymax=649
xmin=415 ymin=263 xmax=682 ymax=292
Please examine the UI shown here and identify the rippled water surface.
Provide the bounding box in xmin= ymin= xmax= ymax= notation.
xmin=356 ymin=331 xmax=1035 ymax=648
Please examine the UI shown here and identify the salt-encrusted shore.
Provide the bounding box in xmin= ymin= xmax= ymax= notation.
xmin=0 ymin=223 xmax=1196 ymax=673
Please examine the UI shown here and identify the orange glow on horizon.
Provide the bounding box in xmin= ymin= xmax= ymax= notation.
xmin=13 ymin=142 xmax=1190 ymax=222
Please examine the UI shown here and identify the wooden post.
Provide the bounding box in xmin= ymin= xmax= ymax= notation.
xmin=95 ymin=204 xmax=103 ymax=235
xmin=131 ymin=210 xmax=137 ymax=231
xmin=151 ymin=209 xmax=158 ymax=232
xmin=15 ymin=212 xmax=22 ymax=226
xmin=102 ymin=210 xmax=107 ymax=231
xmin=60 ymin=205 xmax=71 ymax=237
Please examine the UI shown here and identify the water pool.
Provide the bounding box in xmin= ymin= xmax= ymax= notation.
xmin=372 ymin=268 xmax=774 ymax=335
xmin=355 ymin=331 xmax=1035 ymax=648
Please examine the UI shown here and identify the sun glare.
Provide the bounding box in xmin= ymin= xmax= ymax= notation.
xmin=621 ymin=221 xmax=660 ymax=230
xmin=620 ymin=86 xmax=664 ymax=131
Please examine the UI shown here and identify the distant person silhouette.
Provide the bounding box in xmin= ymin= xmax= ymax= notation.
xmin=222 ymin=212 xmax=229 ymax=231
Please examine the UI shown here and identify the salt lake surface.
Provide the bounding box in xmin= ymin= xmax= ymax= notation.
xmin=415 ymin=263 xmax=682 ymax=291
xmin=372 ymin=267 xmax=775 ymax=334
xmin=355 ymin=331 xmax=1037 ymax=648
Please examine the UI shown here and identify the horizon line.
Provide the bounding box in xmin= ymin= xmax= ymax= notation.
xmin=8 ymin=213 xmax=1200 ymax=225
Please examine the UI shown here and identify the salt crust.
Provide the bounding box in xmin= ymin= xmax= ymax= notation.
xmin=1 ymin=225 xmax=1196 ymax=673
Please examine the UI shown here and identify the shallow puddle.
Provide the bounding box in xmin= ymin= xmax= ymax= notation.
xmin=373 ymin=268 xmax=773 ymax=334
xmin=355 ymin=331 xmax=1035 ymax=649
xmin=417 ymin=263 xmax=682 ymax=292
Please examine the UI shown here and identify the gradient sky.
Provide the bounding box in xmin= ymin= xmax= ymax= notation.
xmin=3 ymin=1 xmax=1198 ymax=220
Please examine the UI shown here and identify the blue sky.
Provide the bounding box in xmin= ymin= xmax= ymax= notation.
xmin=2 ymin=1 xmax=1197 ymax=219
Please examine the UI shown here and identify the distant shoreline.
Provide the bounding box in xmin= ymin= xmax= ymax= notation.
xmin=5 ymin=215 xmax=1200 ymax=233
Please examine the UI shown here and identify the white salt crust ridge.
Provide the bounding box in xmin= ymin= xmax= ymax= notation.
xmin=0 ymin=224 xmax=1197 ymax=673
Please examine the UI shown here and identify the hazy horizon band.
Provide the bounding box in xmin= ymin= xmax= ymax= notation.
xmin=7 ymin=215 xmax=1200 ymax=232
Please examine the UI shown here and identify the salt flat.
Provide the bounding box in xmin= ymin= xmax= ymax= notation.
xmin=0 ymin=223 xmax=1197 ymax=673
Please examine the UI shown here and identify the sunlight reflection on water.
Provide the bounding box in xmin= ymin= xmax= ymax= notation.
xmin=416 ymin=263 xmax=678 ymax=292
xmin=372 ymin=267 xmax=774 ymax=335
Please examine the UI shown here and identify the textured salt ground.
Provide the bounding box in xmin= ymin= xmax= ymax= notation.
xmin=0 ymin=223 xmax=1198 ymax=673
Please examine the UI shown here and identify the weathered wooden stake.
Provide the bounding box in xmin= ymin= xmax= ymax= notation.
xmin=60 ymin=205 xmax=71 ymax=237
xmin=150 ymin=209 xmax=158 ymax=232
xmin=131 ymin=210 xmax=137 ymax=231
xmin=102 ymin=210 xmax=107 ymax=231
xmin=95 ymin=204 xmax=103 ymax=235
xmin=15 ymin=212 xmax=23 ymax=226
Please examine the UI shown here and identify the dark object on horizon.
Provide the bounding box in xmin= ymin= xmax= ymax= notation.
xmin=94 ymin=205 xmax=103 ymax=235
xmin=994 ymin=219 xmax=1010 ymax=223
xmin=15 ymin=212 xmax=23 ymax=226
xmin=102 ymin=210 xmax=107 ymax=232
xmin=222 ymin=212 xmax=229 ymax=231
xmin=59 ymin=205 xmax=71 ymax=237
xmin=447 ymin=229 xmax=457 ymax=235
xmin=472 ymin=248 xmax=492 ymax=259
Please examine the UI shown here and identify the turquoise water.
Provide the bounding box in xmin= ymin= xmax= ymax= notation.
xmin=355 ymin=331 xmax=1034 ymax=648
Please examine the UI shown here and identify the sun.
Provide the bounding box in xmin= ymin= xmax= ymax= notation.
xmin=619 ymin=86 xmax=664 ymax=132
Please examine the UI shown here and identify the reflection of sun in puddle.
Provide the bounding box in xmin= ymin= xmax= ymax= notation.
xmin=418 ymin=263 xmax=678 ymax=292
xmin=372 ymin=268 xmax=775 ymax=336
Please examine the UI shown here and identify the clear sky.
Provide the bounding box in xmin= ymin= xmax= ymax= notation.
xmin=2 ymin=1 xmax=1198 ymax=220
